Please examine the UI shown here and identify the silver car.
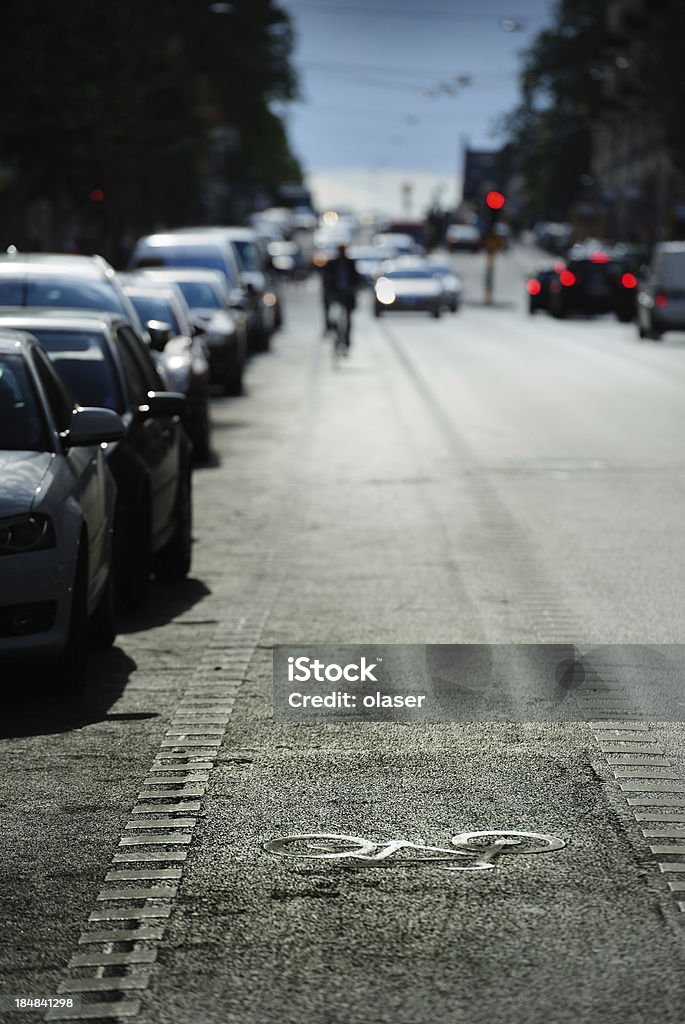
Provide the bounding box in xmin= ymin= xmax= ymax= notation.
xmin=0 ymin=332 xmax=124 ymax=693
xmin=637 ymin=242 xmax=685 ymax=340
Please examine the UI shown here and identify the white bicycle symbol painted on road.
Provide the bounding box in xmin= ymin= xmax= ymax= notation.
xmin=264 ymin=830 xmax=566 ymax=871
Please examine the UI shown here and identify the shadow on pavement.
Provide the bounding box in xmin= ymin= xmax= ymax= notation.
xmin=0 ymin=646 xmax=139 ymax=739
xmin=117 ymin=576 xmax=211 ymax=635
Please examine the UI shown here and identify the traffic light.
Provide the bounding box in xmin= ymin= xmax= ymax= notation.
xmin=485 ymin=191 xmax=505 ymax=211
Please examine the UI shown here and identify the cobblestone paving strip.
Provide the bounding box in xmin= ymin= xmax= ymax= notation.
xmin=44 ymin=608 xmax=276 ymax=1022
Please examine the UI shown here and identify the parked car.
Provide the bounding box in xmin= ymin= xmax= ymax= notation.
xmin=122 ymin=278 xmax=211 ymax=460
xmin=133 ymin=268 xmax=248 ymax=394
xmin=183 ymin=227 xmax=282 ymax=349
xmin=0 ymin=252 xmax=146 ymax=333
xmin=0 ymin=331 xmax=124 ymax=692
xmin=445 ymin=223 xmax=481 ymax=253
xmin=636 ymin=242 xmax=685 ymax=340
xmin=0 ymin=310 xmax=191 ymax=611
xmin=374 ymin=267 xmax=444 ymax=318
xmin=548 ymin=246 xmax=637 ymax=321
xmin=129 ymin=230 xmax=262 ymax=347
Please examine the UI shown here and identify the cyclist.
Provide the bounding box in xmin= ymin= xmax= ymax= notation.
xmin=321 ymin=244 xmax=360 ymax=349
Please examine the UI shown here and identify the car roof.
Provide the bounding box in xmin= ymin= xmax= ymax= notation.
xmin=654 ymin=242 xmax=685 ymax=254
xmin=0 ymin=307 xmax=126 ymax=330
xmin=135 ymin=232 xmax=228 ymax=249
xmin=137 ymin=267 xmax=227 ymax=284
xmin=172 ymin=226 xmax=257 ymax=241
xmin=0 ymin=252 xmax=115 ymax=278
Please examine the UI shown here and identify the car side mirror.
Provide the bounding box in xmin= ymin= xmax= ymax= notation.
xmin=147 ymin=319 xmax=172 ymax=352
xmin=138 ymin=391 xmax=186 ymax=419
xmin=65 ymin=407 xmax=125 ymax=447
xmin=189 ymin=315 xmax=206 ymax=338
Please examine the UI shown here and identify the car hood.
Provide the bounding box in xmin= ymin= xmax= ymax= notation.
xmin=0 ymin=451 xmax=52 ymax=518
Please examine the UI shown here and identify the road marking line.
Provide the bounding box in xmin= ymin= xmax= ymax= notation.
xmin=69 ymin=950 xmax=157 ymax=967
xmin=88 ymin=907 xmax=172 ymax=922
xmin=78 ymin=927 xmax=164 ymax=943
xmin=59 ymin=977 xmax=151 ymax=993
xmin=46 ymin=999 xmax=141 ymax=1020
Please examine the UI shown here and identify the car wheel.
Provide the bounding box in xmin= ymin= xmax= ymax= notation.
xmin=55 ymin=542 xmax=89 ymax=696
xmin=114 ymin=491 xmax=152 ymax=611
xmin=450 ymin=301 xmax=458 ymax=313
xmin=224 ymin=356 xmax=244 ymax=396
xmin=431 ymin=306 xmax=441 ymax=318
xmin=374 ymin=305 xmax=382 ymax=318
xmin=89 ymin=572 xmax=116 ymax=650
xmin=154 ymin=467 xmax=192 ymax=582
xmin=617 ymin=311 xmax=633 ymax=323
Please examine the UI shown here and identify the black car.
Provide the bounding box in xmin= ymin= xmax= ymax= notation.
xmin=0 ymin=309 xmax=192 ymax=610
xmin=526 ymin=266 xmax=563 ymax=314
xmin=122 ymin=278 xmax=212 ymax=461
xmin=547 ymin=248 xmax=637 ymax=322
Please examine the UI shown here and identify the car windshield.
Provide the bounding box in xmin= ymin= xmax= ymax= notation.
xmin=128 ymin=295 xmax=181 ymax=335
xmin=0 ymin=277 xmax=124 ymax=313
xmin=174 ymin=280 xmax=222 ymax=310
xmin=136 ymin=250 xmax=238 ymax=287
xmin=232 ymin=240 xmax=261 ymax=272
xmin=385 ymin=271 xmax=431 ymax=280
xmin=28 ymin=328 xmax=124 ymax=413
xmin=0 ymin=352 xmax=50 ymax=451
xmin=656 ymin=251 xmax=685 ymax=287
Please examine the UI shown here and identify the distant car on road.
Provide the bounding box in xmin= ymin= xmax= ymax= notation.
xmin=0 ymin=331 xmax=124 ymax=692
xmin=636 ymin=242 xmax=685 ymax=340
xmin=374 ymin=267 xmax=444 ymax=318
xmin=548 ymin=246 xmax=637 ymax=322
xmin=0 ymin=310 xmax=192 ymax=611
xmin=445 ymin=223 xmax=481 ymax=253
xmin=526 ymin=264 xmax=565 ymax=315
xmin=425 ymin=255 xmax=463 ymax=313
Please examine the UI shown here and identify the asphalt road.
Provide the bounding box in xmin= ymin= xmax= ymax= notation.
xmin=1 ymin=245 xmax=685 ymax=1024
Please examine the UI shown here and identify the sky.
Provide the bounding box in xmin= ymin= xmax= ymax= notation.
xmin=277 ymin=0 xmax=556 ymax=216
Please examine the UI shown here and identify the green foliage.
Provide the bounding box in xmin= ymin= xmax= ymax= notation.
xmin=498 ymin=0 xmax=608 ymax=221
xmin=0 ymin=0 xmax=301 ymax=254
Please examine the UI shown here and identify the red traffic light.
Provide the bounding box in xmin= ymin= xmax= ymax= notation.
xmin=88 ymin=188 xmax=104 ymax=202
xmin=485 ymin=190 xmax=505 ymax=210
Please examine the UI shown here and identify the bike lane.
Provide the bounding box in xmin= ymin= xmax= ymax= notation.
xmin=42 ymin=283 xmax=685 ymax=1024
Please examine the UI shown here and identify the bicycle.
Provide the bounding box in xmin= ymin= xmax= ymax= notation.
xmin=263 ymin=829 xmax=565 ymax=872
xmin=328 ymin=298 xmax=351 ymax=363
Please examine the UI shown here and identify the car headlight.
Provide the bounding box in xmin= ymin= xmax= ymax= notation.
xmin=0 ymin=514 xmax=55 ymax=556
xmin=376 ymin=279 xmax=396 ymax=305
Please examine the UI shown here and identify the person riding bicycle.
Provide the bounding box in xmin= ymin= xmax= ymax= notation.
xmin=322 ymin=243 xmax=360 ymax=347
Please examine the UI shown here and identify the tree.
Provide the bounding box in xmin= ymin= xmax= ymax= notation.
xmin=0 ymin=0 xmax=301 ymax=258
xmin=498 ymin=0 xmax=608 ymax=223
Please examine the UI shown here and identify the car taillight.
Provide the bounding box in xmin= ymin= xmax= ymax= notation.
xmin=655 ymin=293 xmax=668 ymax=308
xmin=526 ymin=279 xmax=542 ymax=295
xmin=590 ymin=252 xmax=609 ymax=263
xmin=560 ymin=270 xmax=576 ymax=287
xmin=621 ymin=272 xmax=637 ymax=289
